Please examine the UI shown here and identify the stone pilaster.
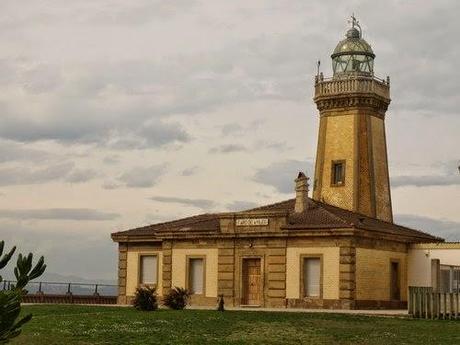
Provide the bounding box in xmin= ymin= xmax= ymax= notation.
xmin=117 ymin=243 xmax=128 ymax=304
xmin=339 ymin=246 xmax=356 ymax=309
xmin=162 ymin=240 xmax=173 ymax=296
xmin=267 ymin=246 xmax=287 ymax=308
xmin=217 ymin=241 xmax=235 ymax=306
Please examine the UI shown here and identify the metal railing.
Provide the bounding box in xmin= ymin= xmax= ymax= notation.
xmin=1 ymin=280 xmax=117 ymax=297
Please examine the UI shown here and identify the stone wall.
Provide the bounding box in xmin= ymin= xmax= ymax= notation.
xmin=171 ymin=247 xmax=218 ymax=298
xmin=217 ymin=241 xmax=235 ymax=306
xmin=317 ymin=113 xmax=355 ymax=210
xmin=355 ymin=247 xmax=407 ymax=302
xmin=126 ymin=245 xmax=163 ymax=296
xmin=370 ymin=115 xmax=393 ymax=222
xmin=117 ymin=237 xmax=411 ymax=309
xmin=117 ymin=243 xmax=127 ymax=304
xmin=285 ymin=246 xmax=340 ymax=300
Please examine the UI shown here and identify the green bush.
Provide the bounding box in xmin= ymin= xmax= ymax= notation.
xmin=163 ymin=287 xmax=190 ymax=310
xmin=133 ymin=286 xmax=158 ymax=311
xmin=0 ymin=240 xmax=46 ymax=343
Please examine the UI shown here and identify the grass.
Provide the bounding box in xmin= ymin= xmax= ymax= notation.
xmin=9 ymin=305 xmax=460 ymax=345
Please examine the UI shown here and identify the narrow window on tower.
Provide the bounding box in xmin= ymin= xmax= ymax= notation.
xmin=331 ymin=160 xmax=345 ymax=186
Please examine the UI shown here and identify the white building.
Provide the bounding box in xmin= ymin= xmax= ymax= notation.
xmin=408 ymin=243 xmax=460 ymax=293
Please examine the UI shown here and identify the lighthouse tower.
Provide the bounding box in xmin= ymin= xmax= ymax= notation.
xmin=312 ymin=17 xmax=393 ymax=222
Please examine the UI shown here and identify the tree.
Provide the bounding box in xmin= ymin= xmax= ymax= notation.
xmin=0 ymin=240 xmax=46 ymax=343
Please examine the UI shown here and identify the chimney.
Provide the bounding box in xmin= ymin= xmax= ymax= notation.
xmin=294 ymin=172 xmax=310 ymax=213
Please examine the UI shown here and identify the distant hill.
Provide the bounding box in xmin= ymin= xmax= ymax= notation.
xmin=2 ymin=271 xmax=116 ymax=285
xmin=38 ymin=272 xmax=116 ymax=285
xmin=1 ymin=271 xmax=117 ymax=296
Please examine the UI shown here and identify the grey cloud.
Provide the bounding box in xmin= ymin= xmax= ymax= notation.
xmin=0 ymin=162 xmax=74 ymax=186
xmin=136 ymin=120 xmax=191 ymax=148
xmin=181 ymin=166 xmax=199 ymax=176
xmin=101 ymin=181 xmax=120 ymax=190
xmin=0 ymin=2 xmax=458 ymax=155
xmin=118 ymin=165 xmax=166 ymax=188
xmin=226 ymin=200 xmax=259 ymax=212
xmin=394 ymin=214 xmax=460 ymax=242
xmin=151 ymin=196 xmax=216 ymax=210
xmin=0 ymin=31 xmax=315 ymax=148
xmin=253 ymin=159 xmax=314 ymax=194
xmin=210 ymin=140 xmax=289 ymax=155
xmin=103 ymin=155 xmax=120 ymax=165
xmin=209 ymin=144 xmax=247 ymax=154
xmin=0 ymin=1 xmax=198 ymax=32
xmin=391 ymin=160 xmax=460 ymax=188
xmin=391 ymin=175 xmax=460 ymax=188
xmin=221 ymin=119 xmax=266 ymax=137
xmin=254 ymin=140 xmax=291 ymax=152
xmin=0 ymin=141 xmax=53 ymax=163
xmin=221 ymin=123 xmax=244 ymax=136
xmin=82 ymin=0 xmax=199 ymax=26
xmin=0 ymin=111 xmax=190 ymax=150
xmin=65 ymin=169 xmax=99 ymax=183
xmin=0 ymin=208 xmax=119 ymax=221
xmin=21 ymin=63 xmax=62 ymax=94
xmin=0 ymin=162 xmax=99 ymax=186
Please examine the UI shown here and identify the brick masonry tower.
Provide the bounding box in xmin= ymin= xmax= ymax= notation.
xmin=312 ymin=16 xmax=393 ymax=222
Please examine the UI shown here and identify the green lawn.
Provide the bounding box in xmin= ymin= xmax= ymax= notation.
xmin=10 ymin=305 xmax=460 ymax=345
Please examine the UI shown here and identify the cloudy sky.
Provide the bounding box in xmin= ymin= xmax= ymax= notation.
xmin=0 ymin=0 xmax=459 ymax=281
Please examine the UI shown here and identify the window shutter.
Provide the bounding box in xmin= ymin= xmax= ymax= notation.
xmin=140 ymin=255 xmax=157 ymax=285
xmin=189 ymin=258 xmax=204 ymax=294
xmin=303 ymin=258 xmax=320 ymax=297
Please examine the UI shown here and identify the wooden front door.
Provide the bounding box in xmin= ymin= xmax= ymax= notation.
xmin=390 ymin=261 xmax=400 ymax=300
xmin=242 ymin=258 xmax=261 ymax=305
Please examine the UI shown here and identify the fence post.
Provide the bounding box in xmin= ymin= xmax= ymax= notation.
xmin=443 ymin=293 xmax=447 ymax=319
xmin=430 ymin=292 xmax=434 ymax=319
xmin=435 ymin=293 xmax=440 ymax=319
xmin=456 ymin=292 xmax=459 ymax=319
xmin=423 ymin=288 xmax=430 ymax=319
xmin=417 ymin=288 xmax=422 ymax=318
xmin=66 ymin=283 xmax=73 ymax=304
xmin=407 ymin=286 xmax=414 ymax=317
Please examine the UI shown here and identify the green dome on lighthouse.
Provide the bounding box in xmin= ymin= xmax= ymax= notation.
xmin=331 ymin=16 xmax=375 ymax=76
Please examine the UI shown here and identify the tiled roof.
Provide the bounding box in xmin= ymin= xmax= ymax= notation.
xmin=112 ymin=198 xmax=441 ymax=242
xmin=112 ymin=213 xmax=223 ymax=237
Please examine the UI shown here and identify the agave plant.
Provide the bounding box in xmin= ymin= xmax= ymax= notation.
xmin=0 ymin=240 xmax=46 ymax=343
xmin=163 ymin=287 xmax=190 ymax=310
xmin=133 ymin=286 xmax=158 ymax=311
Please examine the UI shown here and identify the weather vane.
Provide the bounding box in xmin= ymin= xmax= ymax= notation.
xmin=348 ymin=13 xmax=362 ymax=36
xmin=349 ymin=13 xmax=359 ymax=28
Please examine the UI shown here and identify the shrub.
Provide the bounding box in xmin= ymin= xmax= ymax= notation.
xmin=133 ymin=286 xmax=158 ymax=311
xmin=0 ymin=240 xmax=46 ymax=343
xmin=163 ymin=287 xmax=190 ymax=310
